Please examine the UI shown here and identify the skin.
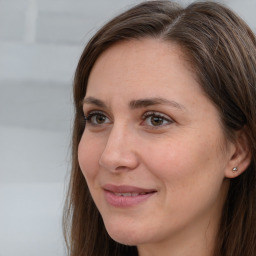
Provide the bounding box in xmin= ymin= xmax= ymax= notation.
xmin=78 ymin=39 xmax=244 ymax=256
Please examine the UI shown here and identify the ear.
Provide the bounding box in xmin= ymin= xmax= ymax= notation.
xmin=224 ymin=129 xmax=251 ymax=179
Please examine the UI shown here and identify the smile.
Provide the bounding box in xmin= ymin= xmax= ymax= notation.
xmin=114 ymin=192 xmax=148 ymax=197
xmin=103 ymin=184 xmax=157 ymax=208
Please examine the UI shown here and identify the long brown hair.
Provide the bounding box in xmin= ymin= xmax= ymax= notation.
xmin=63 ymin=1 xmax=256 ymax=255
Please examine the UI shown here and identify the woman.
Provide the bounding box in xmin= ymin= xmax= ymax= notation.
xmin=63 ymin=1 xmax=256 ymax=256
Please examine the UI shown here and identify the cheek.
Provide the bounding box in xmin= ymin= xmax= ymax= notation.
xmin=78 ymin=134 xmax=102 ymax=180
xmin=142 ymin=133 xmax=225 ymax=189
xmin=144 ymin=139 xmax=227 ymax=214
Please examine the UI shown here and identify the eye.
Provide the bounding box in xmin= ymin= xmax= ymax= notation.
xmin=85 ymin=111 xmax=111 ymax=126
xmin=142 ymin=111 xmax=173 ymax=128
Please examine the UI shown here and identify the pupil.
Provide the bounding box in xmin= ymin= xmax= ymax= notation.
xmin=151 ymin=116 xmax=163 ymax=126
xmin=96 ymin=115 xmax=105 ymax=124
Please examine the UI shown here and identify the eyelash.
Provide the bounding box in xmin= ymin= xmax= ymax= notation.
xmin=141 ymin=111 xmax=174 ymax=128
xmin=83 ymin=110 xmax=174 ymax=129
xmin=84 ymin=111 xmax=110 ymax=126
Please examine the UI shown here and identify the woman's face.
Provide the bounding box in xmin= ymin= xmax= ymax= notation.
xmin=78 ymin=39 xmax=234 ymax=251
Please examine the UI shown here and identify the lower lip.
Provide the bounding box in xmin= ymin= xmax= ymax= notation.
xmin=104 ymin=191 xmax=156 ymax=208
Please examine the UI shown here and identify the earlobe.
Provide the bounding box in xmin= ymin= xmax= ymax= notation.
xmin=224 ymin=129 xmax=251 ymax=179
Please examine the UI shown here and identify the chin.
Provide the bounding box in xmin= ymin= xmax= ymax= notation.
xmin=105 ymin=224 xmax=147 ymax=246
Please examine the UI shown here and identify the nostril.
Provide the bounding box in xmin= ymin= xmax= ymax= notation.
xmin=115 ymin=166 xmax=132 ymax=172
xmin=99 ymin=149 xmax=139 ymax=173
xmin=116 ymin=166 xmax=128 ymax=170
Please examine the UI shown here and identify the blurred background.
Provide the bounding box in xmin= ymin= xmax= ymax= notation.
xmin=0 ymin=0 xmax=255 ymax=255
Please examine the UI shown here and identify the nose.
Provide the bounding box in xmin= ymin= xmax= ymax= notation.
xmin=99 ymin=124 xmax=139 ymax=173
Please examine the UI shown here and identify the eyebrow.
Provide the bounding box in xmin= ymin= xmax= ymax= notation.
xmin=129 ymin=97 xmax=186 ymax=110
xmin=83 ymin=96 xmax=186 ymax=111
xmin=83 ymin=97 xmax=108 ymax=108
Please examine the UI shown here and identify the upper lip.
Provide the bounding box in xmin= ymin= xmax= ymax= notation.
xmin=103 ymin=184 xmax=157 ymax=193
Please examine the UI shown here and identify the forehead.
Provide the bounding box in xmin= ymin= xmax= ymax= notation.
xmin=87 ymin=39 xmax=200 ymax=97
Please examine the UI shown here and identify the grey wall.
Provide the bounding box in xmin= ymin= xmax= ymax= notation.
xmin=0 ymin=0 xmax=255 ymax=255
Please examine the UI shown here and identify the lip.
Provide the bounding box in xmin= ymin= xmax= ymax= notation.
xmin=103 ymin=184 xmax=157 ymax=208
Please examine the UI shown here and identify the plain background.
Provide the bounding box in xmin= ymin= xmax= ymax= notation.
xmin=0 ymin=0 xmax=255 ymax=255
